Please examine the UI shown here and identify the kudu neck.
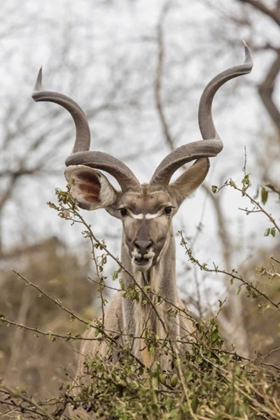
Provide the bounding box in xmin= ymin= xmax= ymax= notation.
xmin=121 ymin=226 xmax=177 ymax=302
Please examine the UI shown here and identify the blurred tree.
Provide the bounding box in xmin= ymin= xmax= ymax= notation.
xmin=0 ymin=236 xmax=96 ymax=398
xmin=194 ymin=0 xmax=280 ymax=356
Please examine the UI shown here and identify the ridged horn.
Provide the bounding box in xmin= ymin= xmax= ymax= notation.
xmin=149 ymin=43 xmax=253 ymax=189
xmin=32 ymin=69 xmax=141 ymax=192
xmin=198 ymin=41 xmax=253 ymax=140
xmin=32 ymin=68 xmax=91 ymax=153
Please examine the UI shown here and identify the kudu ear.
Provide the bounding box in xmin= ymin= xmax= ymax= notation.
xmin=64 ymin=165 xmax=119 ymax=211
xmin=168 ymin=158 xmax=209 ymax=205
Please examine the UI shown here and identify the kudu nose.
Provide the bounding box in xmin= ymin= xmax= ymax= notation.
xmin=134 ymin=240 xmax=153 ymax=256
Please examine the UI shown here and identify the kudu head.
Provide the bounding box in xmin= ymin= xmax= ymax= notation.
xmin=32 ymin=44 xmax=252 ymax=272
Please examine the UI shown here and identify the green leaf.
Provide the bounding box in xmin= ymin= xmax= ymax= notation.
xmin=191 ymin=396 xmax=199 ymax=413
xmin=211 ymin=185 xmax=218 ymax=194
xmin=170 ymin=374 xmax=178 ymax=387
xmin=265 ymin=227 xmax=276 ymax=237
xmin=261 ymin=187 xmax=268 ymax=205
xmin=112 ymin=270 xmax=119 ymax=280
xmin=47 ymin=201 xmax=59 ymax=210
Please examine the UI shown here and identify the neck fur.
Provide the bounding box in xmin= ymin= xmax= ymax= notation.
xmin=120 ymin=227 xmax=179 ymax=367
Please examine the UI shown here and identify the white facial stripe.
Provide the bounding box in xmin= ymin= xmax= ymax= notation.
xmin=146 ymin=212 xmax=161 ymax=219
xmin=130 ymin=213 xmax=144 ymax=219
xmin=128 ymin=205 xmax=172 ymax=219
xmin=129 ymin=211 xmax=160 ymax=220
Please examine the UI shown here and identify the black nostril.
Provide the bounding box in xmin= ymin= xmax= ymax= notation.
xmin=135 ymin=240 xmax=152 ymax=256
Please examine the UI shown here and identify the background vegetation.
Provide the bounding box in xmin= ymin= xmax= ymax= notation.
xmin=0 ymin=0 xmax=280 ymax=418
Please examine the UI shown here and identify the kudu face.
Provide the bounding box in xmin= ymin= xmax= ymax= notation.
xmin=117 ymin=187 xmax=177 ymax=271
xmin=63 ymin=156 xmax=210 ymax=272
xmin=32 ymin=44 xmax=252 ymax=276
xmin=119 ymin=188 xmax=176 ymax=271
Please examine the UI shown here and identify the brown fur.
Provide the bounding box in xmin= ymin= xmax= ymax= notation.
xmin=69 ymin=163 xmax=210 ymax=384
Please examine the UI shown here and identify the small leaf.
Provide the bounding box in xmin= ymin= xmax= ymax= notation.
xmin=170 ymin=374 xmax=178 ymax=387
xmin=211 ymin=185 xmax=218 ymax=194
xmin=47 ymin=201 xmax=59 ymax=210
xmin=264 ymin=227 xmax=276 ymax=237
xmin=159 ymin=374 xmax=167 ymax=385
xmin=191 ymin=396 xmax=199 ymax=413
xmin=112 ymin=270 xmax=119 ymax=280
xmin=261 ymin=187 xmax=268 ymax=205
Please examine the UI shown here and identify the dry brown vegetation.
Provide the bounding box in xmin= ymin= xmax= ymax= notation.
xmin=0 ymin=237 xmax=96 ymax=400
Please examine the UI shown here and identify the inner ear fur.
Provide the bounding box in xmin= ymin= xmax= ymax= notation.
xmin=168 ymin=158 xmax=210 ymax=205
xmin=64 ymin=165 xmax=119 ymax=211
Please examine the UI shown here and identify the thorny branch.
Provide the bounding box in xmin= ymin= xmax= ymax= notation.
xmin=12 ymin=270 xmax=94 ymax=328
xmin=0 ymin=385 xmax=56 ymax=420
xmin=230 ymin=180 xmax=280 ymax=233
xmin=180 ymin=234 xmax=280 ymax=312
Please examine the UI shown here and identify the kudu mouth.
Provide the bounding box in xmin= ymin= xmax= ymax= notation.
xmin=132 ymin=252 xmax=155 ymax=266
xmin=132 ymin=258 xmax=154 ymax=272
xmin=134 ymin=255 xmax=153 ymax=265
xmin=132 ymin=240 xmax=155 ymax=269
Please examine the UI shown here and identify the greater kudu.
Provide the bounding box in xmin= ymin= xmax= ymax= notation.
xmin=32 ymin=44 xmax=252 ymax=376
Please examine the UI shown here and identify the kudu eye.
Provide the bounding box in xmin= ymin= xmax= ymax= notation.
xmin=164 ymin=206 xmax=174 ymax=216
xmin=118 ymin=207 xmax=127 ymax=217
